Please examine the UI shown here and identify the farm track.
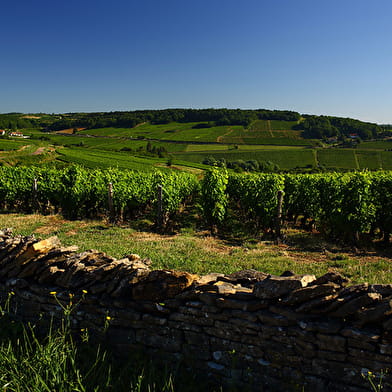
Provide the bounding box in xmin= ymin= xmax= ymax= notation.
xmin=32 ymin=147 xmax=46 ymax=155
xmin=216 ymin=128 xmax=235 ymax=143
xmin=353 ymin=151 xmax=360 ymax=170
xmin=267 ymin=120 xmax=274 ymax=137
xmin=313 ymin=149 xmax=319 ymax=167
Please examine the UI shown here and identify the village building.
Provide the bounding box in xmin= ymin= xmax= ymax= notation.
xmin=9 ymin=131 xmax=29 ymax=138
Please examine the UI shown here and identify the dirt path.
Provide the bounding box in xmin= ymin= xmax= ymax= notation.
xmin=32 ymin=147 xmax=46 ymax=155
xmin=313 ymin=150 xmax=319 ymax=167
xmin=353 ymin=151 xmax=360 ymax=170
xmin=217 ymin=128 xmax=234 ymax=143
xmin=267 ymin=120 xmax=274 ymax=137
xmin=134 ymin=122 xmax=147 ymax=128
xmin=18 ymin=145 xmax=31 ymax=151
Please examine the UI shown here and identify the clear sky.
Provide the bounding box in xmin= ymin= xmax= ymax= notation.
xmin=1 ymin=0 xmax=392 ymax=123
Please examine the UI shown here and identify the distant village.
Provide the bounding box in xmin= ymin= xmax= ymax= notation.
xmin=0 ymin=129 xmax=30 ymax=138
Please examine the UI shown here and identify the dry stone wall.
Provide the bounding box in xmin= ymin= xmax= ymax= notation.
xmin=0 ymin=229 xmax=392 ymax=391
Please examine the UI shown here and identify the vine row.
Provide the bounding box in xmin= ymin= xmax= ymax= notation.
xmin=1 ymin=166 xmax=392 ymax=242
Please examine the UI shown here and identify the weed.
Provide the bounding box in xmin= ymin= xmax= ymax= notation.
xmin=0 ymin=289 xmax=218 ymax=391
xmin=362 ymin=370 xmax=385 ymax=391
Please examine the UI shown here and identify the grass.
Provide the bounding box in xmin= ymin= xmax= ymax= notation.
xmin=40 ymin=134 xmax=187 ymax=153
xmin=356 ymin=151 xmax=383 ymax=170
xmin=317 ymin=149 xmax=358 ymax=169
xmin=380 ymin=151 xmax=392 ymax=169
xmin=0 ymin=141 xmax=57 ymax=166
xmin=2 ymin=213 xmax=392 ymax=284
xmin=0 ymin=294 xmax=215 ymax=392
xmin=174 ymin=149 xmax=317 ymax=169
xmin=76 ymin=122 xmax=310 ymax=146
xmin=185 ymin=144 xmax=305 ymax=152
xmin=0 ymin=212 xmax=389 ymax=391
xmin=57 ymin=148 xmax=169 ymax=171
xmin=220 ymin=128 xmax=312 ymax=146
xmin=78 ymin=124 xmax=243 ymax=143
xmin=3 ymin=123 xmax=392 ymax=172
xmin=359 ymin=140 xmax=392 ymax=150
xmin=0 ymin=139 xmax=38 ymax=151
xmin=248 ymin=120 xmax=298 ymax=131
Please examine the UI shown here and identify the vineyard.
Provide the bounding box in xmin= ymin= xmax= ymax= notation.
xmin=2 ymin=166 xmax=392 ymax=244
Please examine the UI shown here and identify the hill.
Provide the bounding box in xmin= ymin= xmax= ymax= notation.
xmin=0 ymin=109 xmax=389 ymax=172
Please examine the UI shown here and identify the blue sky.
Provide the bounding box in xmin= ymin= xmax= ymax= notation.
xmin=1 ymin=0 xmax=392 ymax=123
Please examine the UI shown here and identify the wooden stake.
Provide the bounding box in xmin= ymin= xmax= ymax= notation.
xmin=32 ymin=178 xmax=38 ymax=212
xmin=108 ymin=182 xmax=114 ymax=222
xmin=275 ymin=190 xmax=284 ymax=242
xmin=157 ymin=184 xmax=163 ymax=230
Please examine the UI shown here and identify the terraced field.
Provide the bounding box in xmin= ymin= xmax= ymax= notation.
xmin=57 ymin=148 xmax=166 ymax=171
xmin=355 ymin=150 xmax=383 ymax=170
xmin=174 ymin=149 xmax=317 ymax=169
xmin=317 ymin=149 xmax=358 ymax=169
xmin=78 ymin=123 xmax=244 ymax=143
xmin=248 ymin=119 xmax=299 ymax=131
xmin=358 ymin=140 xmax=392 ymax=150
xmin=1 ymin=120 xmax=391 ymax=172
xmin=219 ymin=128 xmax=312 ymax=145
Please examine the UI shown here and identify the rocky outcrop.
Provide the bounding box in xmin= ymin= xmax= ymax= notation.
xmin=0 ymin=229 xmax=391 ymax=391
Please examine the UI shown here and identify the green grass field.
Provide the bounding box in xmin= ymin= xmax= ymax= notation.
xmin=248 ymin=119 xmax=298 ymax=131
xmin=57 ymin=148 xmax=168 ymax=171
xmin=356 ymin=150 xmax=383 ymax=170
xmin=76 ymin=122 xmax=305 ymax=145
xmin=0 ymin=139 xmax=40 ymax=151
xmin=185 ymin=144 xmax=305 ymax=152
xmin=3 ymin=121 xmax=392 ymax=172
xmin=174 ymin=149 xmax=316 ymax=169
xmin=359 ymin=140 xmax=392 ymax=150
xmin=36 ymin=134 xmax=187 ymax=153
xmin=220 ymin=128 xmax=313 ymax=145
xmin=380 ymin=151 xmax=392 ymax=169
xmin=317 ymin=149 xmax=358 ymax=169
xmin=78 ymin=123 xmax=243 ymax=143
xmin=2 ymin=212 xmax=392 ymax=284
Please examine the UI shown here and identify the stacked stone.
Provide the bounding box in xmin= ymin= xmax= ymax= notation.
xmin=1 ymin=229 xmax=392 ymax=391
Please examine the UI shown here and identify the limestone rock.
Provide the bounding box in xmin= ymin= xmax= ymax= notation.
xmin=16 ymin=236 xmax=61 ymax=265
xmin=309 ymin=272 xmax=350 ymax=288
xmin=132 ymin=270 xmax=198 ymax=301
xmin=253 ymin=274 xmax=316 ymax=299
xmin=283 ymin=283 xmax=340 ymax=305
xmin=218 ymin=269 xmax=269 ymax=287
xmin=370 ymin=284 xmax=392 ymax=298
xmin=195 ymin=273 xmax=225 ymax=286
xmin=330 ymin=293 xmax=382 ymax=318
xmin=296 ymin=294 xmax=339 ymax=314
xmin=356 ymin=298 xmax=392 ymax=326
xmin=126 ymin=253 xmax=141 ymax=261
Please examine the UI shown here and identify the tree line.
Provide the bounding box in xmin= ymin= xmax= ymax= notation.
xmin=0 ymin=114 xmax=40 ymax=130
xmin=296 ymin=115 xmax=380 ymax=140
xmin=46 ymin=108 xmax=301 ymax=131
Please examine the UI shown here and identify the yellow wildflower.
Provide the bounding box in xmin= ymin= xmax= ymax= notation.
xmin=82 ymin=290 xmax=88 ymax=294
xmin=50 ymin=291 xmax=57 ymax=295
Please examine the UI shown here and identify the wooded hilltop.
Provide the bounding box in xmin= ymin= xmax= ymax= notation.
xmin=0 ymin=109 xmax=382 ymax=141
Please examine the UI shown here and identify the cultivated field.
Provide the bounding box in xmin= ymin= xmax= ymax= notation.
xmin=1 ymin=118 xmax=392 ymax=171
